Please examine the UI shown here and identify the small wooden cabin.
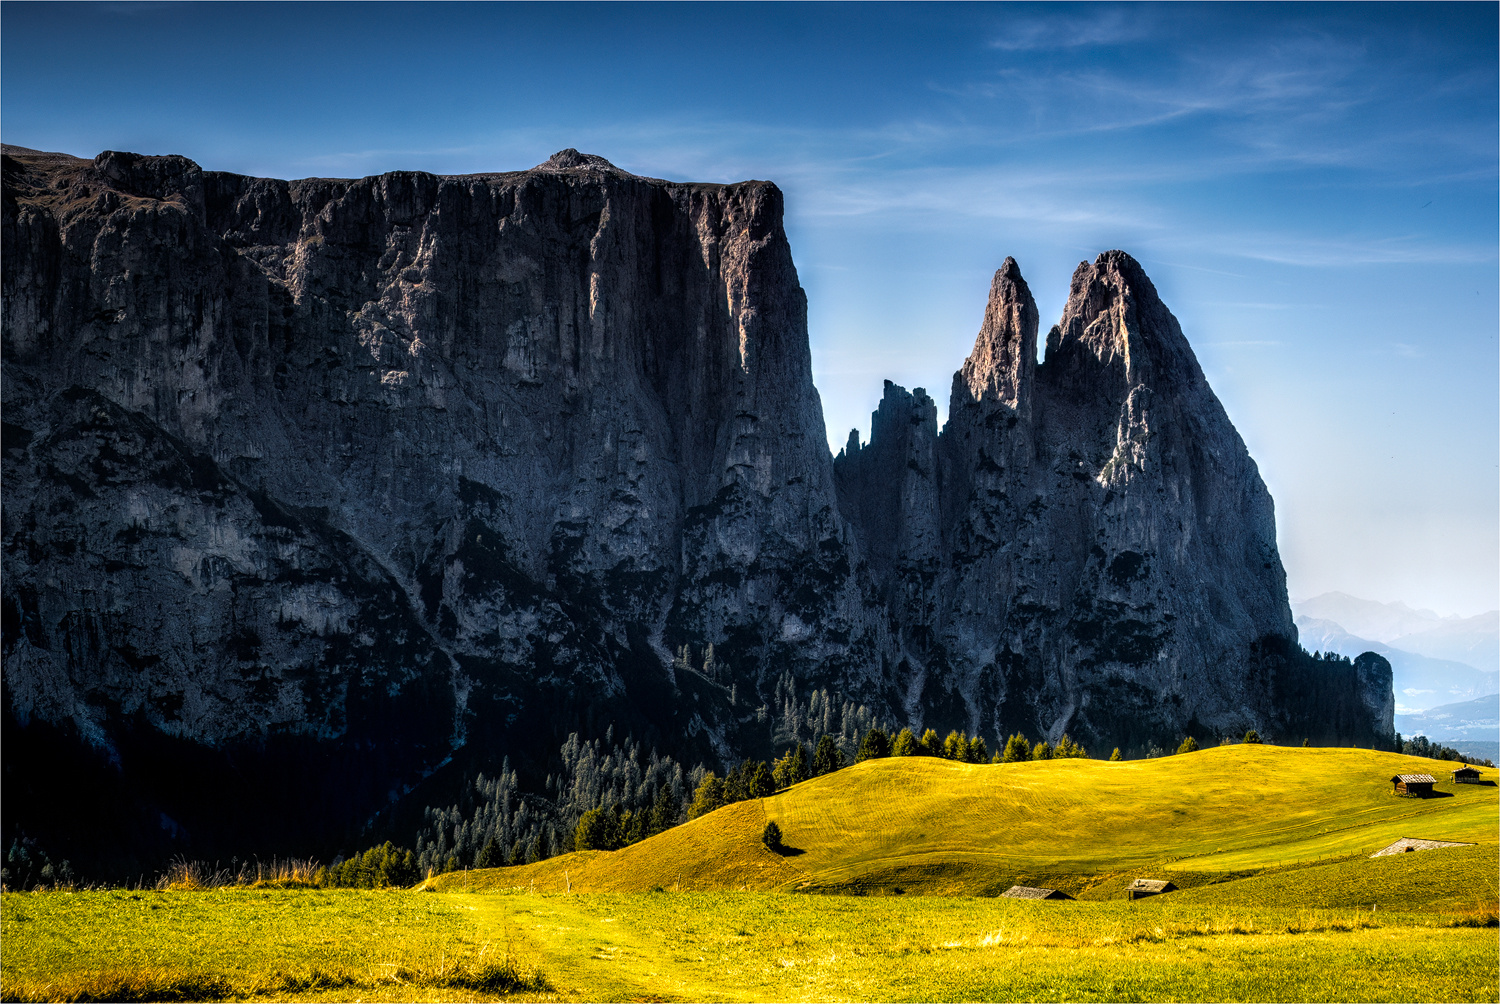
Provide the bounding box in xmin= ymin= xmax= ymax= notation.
xmin=1452 ymin=766 xmax=1482 ymax=784
xmin=1001 ymin=885 xmax=1072 ymax=900
xmin=1128 ymin=878 xmax=1177 ymax=900
xmin=1390 ymin=773 xmax=1436 ymax=796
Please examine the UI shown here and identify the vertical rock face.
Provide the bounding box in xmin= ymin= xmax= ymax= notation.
xmin=2 ymin=146 xmax=871 ymax=866
xmin=2 ymin=146 xmax=1389 ymax=870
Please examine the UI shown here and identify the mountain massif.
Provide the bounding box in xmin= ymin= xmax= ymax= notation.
xmin=1 ymin=146 xmax=1393 ymax=873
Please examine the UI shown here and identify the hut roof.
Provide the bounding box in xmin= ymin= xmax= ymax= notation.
xmin=1001 ymin=885 xmax=1072 ymax=900
xmin=1128 ymin=878 xmax=1176 ymax=893
xmin=1451 ymin=765 xmax=1481 ymax=776
xmin=1391 ymin=774 xmax=1437 ymax=784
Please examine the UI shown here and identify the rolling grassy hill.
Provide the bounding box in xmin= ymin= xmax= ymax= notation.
xmin=428 ymin=746 xmax=1498 ymax=899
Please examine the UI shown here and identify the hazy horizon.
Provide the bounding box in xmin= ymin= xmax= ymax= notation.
xmin=4 ymin=1 xmax=1495 ymax=617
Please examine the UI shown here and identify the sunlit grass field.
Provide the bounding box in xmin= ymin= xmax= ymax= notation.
xmin=431 ymin=745 xmax=1499 ymax=896
xmin=2 ymin=747 xmax=1496 ymax=1002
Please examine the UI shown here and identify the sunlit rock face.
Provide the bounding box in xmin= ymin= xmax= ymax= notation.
xmin=2 ymin=145 xmax=1388 ymax=868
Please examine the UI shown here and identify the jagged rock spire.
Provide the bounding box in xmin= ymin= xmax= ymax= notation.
xmin=957 ymin=257 xmax=1038 ymax=415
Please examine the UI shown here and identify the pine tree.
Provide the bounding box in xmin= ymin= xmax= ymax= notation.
xmin=791 ymin=742 xmax=809 ymax=782
xmin=1109 ymin=747 xmax=1124 ymax=762
xmin=942 ymin=730 xmax=967 ymax=760
xmin=1031 ymin=740 xmax=1053 ymax=760
xmin=967 ymin=735 xmax=989 ymax=763
xmin=574 ymin=807 xmax=623 ymax=851
xmin=748 ymin=761 xmax=775 ymax=798
xmin=723 ymin=761 xmax=749 ymax=803
xmin=1002 ymin=733 xmax=1032 ymax=763
xmin=773 ymin=743 xmax=810 ymax=789
xmin=1302 ymin=738 xmax=1310 ymax=747
xmin=919 ymin=729 xmax=943 ymax=756
xmin=1056 ymin=734 xmax=1085 ymax=758
xmin=648 ymin=784 xmax=679 ymax=835
xmin=475 ymin=838 xmax=503 ymax=869
xmin=857 ymin=727 xmax=891 ymax=761
xmin=1176 ymin=736 xmax=1200 ymax=755
xmin=891 ymin=728 xmax=918 ymax=756
xmin=687 ymin=773 xmax=726 ymax=819
xmin=812 ymin=735 xmax=844 ymax=776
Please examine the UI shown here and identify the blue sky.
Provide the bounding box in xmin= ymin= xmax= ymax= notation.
xmin=4 ymin=1 xmax=1496 ymax=616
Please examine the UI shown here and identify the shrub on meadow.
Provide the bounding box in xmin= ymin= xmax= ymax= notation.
xmin=1244 ymin=730 xmax=1262 ymax=744
xmin=1109 ymin=747 xmax=1124 ymax=761
xmin=1177 ymin=736 xmax=1200 ymax=755
xmin=762 ymin=821 xmax=783 ymax=852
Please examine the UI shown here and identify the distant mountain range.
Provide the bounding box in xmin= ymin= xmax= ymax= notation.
xmin=1394 ymin=695 xmax=1500 ymax=750
xmin=1293 ymin=592 xmax=1499 ymax=713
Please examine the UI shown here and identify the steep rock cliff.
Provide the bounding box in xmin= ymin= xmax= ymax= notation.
xmin=2 ymin=146 xmax=875 ymax=868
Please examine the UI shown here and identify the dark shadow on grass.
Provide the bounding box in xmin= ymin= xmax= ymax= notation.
xmin=772 ymin=845 xmax=806 ymax=857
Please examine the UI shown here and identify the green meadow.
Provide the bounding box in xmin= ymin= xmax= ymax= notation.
xmin=3 ymin=747 xmax=1496 ymax=1002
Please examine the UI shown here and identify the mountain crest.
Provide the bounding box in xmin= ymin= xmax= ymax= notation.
xmin=534 ymin=148 xmax=624 ymax=173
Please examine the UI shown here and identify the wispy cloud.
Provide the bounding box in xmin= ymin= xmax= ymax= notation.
xmin=988 ymin=8 xmax=1152 ymax=52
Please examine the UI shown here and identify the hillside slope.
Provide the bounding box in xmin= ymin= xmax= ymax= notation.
xmin=431 ymin=746 xmax=1497 ymax=898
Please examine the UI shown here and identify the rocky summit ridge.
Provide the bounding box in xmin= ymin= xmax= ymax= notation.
xmin=1 ymin=147 xmax=1392 ymax=870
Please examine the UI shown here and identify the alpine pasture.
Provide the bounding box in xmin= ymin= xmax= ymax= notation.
xmin=3 ymin=746 xmax=1496 ymax=1002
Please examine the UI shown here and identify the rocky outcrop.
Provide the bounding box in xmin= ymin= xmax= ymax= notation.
xmin=2 ymin=146 xmax=1391 ymax=872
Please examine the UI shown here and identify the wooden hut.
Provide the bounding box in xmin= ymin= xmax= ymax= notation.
xmin=1128 ymin=878 xmax=1177 ymax=900
xmin=1451 ymin=766 xmax=1482 ymax=784
xmin=1390 ymin=773 xmax=1436 ymax=796
xmin=1001 ymin=885 xmax=1072 ymax=900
